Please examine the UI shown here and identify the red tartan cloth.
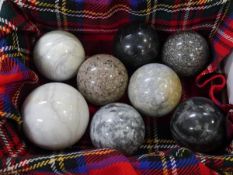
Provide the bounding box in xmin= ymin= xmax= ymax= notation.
xmin=0 ymin=0 xmax=233 ymax=174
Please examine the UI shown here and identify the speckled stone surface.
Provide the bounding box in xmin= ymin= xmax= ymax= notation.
xmin=90 ymin=103 xmax=145 ymax=155
xmin=162 ymin=31 xmax=209 ymax=76
xmin=77 ymin=54 xmax=128 ymax=106
xmin=33 ymin=30 xmax=85 ymax=81
xmin=128 ymin=63 xmax=182 ymax=117
xmin=170 ymin=97 xmax=226 ymax=153
xmin=113 ymin=23 xmax=160 ymax=71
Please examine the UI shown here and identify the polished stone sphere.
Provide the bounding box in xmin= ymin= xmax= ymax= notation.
xmin=33 ymin=30 xmax=85 ymax=81
xmin=170 ymin=97 xmax=226 ymax=153
xmin=224 ymin=51 xmax=233 ymax=104
xmin=162 ymin=31 xmax=209 ymax=76
xmin=22 ymin=83 xmax=89 ymax=150
xmin=77 ymin=54 xmax=128 ymax=106
xmin=90 ymin=103 xmax=145 ymax=154
xmin=113 ymin=23 xmax=160 ymax=71
xmin=128 ymin=63 xmax=182 ymax=117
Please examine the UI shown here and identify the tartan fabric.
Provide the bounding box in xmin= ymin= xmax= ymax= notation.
xmin=0 ymin=0 xmax=233 ymax=174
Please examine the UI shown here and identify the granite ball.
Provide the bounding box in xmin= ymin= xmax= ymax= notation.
xmin=113 ymin=23 xmax=160 ymax=71
xmin=170 ymin=97 xmax=226 ymax=153
xmin=90 ymin=103 xmax=145 ymax=154
xmin=77 ymin=54 xmax=128 ymax=106
xmin=128 ymin=63 xmax=182 ymax=117
xmin=33 ymin=30 xmax=85 ymax=81
xmin=22 ymin=83 xmax=89 ymax=150
xmin=162 ymin=31 xmax=209 ymax=76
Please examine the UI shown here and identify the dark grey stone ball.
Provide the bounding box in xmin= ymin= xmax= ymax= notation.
xmin=113 ymin=23 xmax=160 ymax=72
xmin=170 ymin=97 xmax=226 ymax=153
xmin=162 ymin=31 xmax=209 ymax=76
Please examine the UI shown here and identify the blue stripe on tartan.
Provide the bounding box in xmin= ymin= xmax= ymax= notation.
xmin=73 ymin=0 xmax=83 ymax=3
xmin=140 ymin=160 xmax=163 ymax=169
xmin=221 ymin=11 xmax=233 ymax=31
xmin=139 ymin=156 xmax=198 ymax=170
xmin=129 ymin=0 xmax=138 ymax=7
xmin=74 ymin=155 xmax=87 ymax=173
xmin=174 ymin=156 xmax=199 ymax=168
xmin=0 ymin=58 xmax=26 ymax=75
xmin=0 ymin=39 xmax=7 ymax=48
xmin=74 ymin=165 xmax=87 ymax=173
xmin=2 ymin=94 xmax=11 ymax=113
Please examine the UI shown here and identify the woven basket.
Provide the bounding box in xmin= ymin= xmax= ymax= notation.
xmin=0 ymin=0 xmax=233 ymax=174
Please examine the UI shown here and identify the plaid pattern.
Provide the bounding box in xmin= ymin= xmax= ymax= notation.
xmin=0 ymin=0 xmax=233 ymax=174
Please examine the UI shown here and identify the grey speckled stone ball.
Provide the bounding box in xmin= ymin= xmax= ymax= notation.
xmin=162 ymin=31 xmax=209 ymax=76
xmin=128 ymin=63 xmax=182 ymax=117
xmin=77 ymin=54 xmax=128 ymax=106
xmin=90 ymin=103 xmax=145 ymax=155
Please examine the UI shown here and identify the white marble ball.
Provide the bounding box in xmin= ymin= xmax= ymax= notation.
xmin=22 ymin=83 xmax=89 ymax=150
xmin=33 ymin=30 xmax=85 ymax=81
xmin=224 ymin=51 xmax=233 ymax=104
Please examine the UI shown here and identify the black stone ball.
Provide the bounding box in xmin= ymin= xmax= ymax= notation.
xmin=170 ymin=97 xmax=226 ymax=153
xmin=113 ymin=23 xmax=160 ymax=71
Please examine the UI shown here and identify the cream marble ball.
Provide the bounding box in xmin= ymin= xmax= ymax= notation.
xmin=22 ymin=83 xmax=89 ymax=150
xmin=128 ymin=63 xmax=182 ymax=117
xmin=33 ymin=30 xmax=85 ymax=81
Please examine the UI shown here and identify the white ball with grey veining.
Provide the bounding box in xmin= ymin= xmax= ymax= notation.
xmin=128 ymin=63 xmax=182 ymax=117
xmin=162 ymin=31 xmax=209 ymax=76
xmin=22 ymin=83 xmax=89 ymax=150
xmin=33 ymin=30 xmax=85 ymax=81
xmin=90 ymin=103 xmax=145 ymax=154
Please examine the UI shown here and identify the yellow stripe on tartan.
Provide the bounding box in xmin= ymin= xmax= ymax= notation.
xmin=62 ymin=0 xmax=68 ymax=30
xmin=58 ymin=157 xmax=66 ymax=172
xmin=0 ymin=111 xmax=22 ymax=125
xmin=224 ymin=157 xmax=233 ymax=162
xmin=32 ymin=1 xmax=222 ymax=14
xmin=42 ymin=160 xmax=50 ymax=167
xmin=146 ymin=0 xmax=151 ymax=22
xmin=209 ymin=0 xmax=230 ymax=38
xmin=11 ymin=32 xmax=24 ymax=63
xmin=5 ymin=53 xmax=22 ymax=59
xmin=12 ymin=32 xmax=17 ymax=51
xmin=12 ymin=84 xmax=23 ymax=107
xmin=159 ymin=152 xmax=168 ymax=175
xmin=0 ymin=149 xmax=115 ymax=174
xmin=35 ymin=1 xmax=55 ymax=8
xmin=31 ymin=159 xmax=50 ymax=170
xmin=145 ymin=139 xmax=176 ymax=144
xmin=9 ymin=114 xmax=22 ymax=125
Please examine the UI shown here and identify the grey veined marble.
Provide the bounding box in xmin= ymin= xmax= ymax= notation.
xmin=170 ymin=97 xmax=226 ymax=153
xmin=128 ymin=63 xmax=182 ymax=117
xmin=90 ymin=103 xmax=145 ymax=155
xmin=162 ymin=31 xmax=209 ymax=76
